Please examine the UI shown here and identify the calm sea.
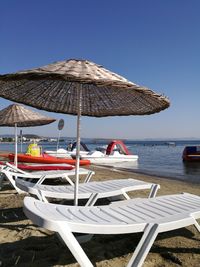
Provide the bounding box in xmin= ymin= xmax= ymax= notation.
xmin=1 ymin=139 xmax=200 ymax=184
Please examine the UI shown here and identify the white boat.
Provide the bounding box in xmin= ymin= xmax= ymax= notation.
xmin=45 ymin=148 xmax=90 ymax=158
xmin=81 ymin=150 xmax=138 ymax=164
xmin=45 ymin=141 xmax=90 ymax=158
xmin=80 ymin=140 xmax=138 ymax=164
xmin=44 ymin=148 xmax=73 ymax=158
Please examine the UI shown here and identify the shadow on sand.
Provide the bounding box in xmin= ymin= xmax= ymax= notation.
xmin=1 ymin=206 xmax=200 ymax=267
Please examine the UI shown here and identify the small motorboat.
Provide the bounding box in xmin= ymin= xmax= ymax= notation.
xmin=182 ymin=146 xmax=200 ymax=162
xmin=45 ymin=141 xmax=90 ymax=158
xmin=80 ymin=140 xmax=138 ymax=164
xmin=7 ymin=153 xmax=90 ymax=166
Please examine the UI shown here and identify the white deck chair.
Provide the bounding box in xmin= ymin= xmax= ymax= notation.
xmin=0 ymin=163 xmax=94 ymax=193
xmin=16 ymin=178 xmax=160 ymax=205
xmin=24 ymin=193 xmax=200 ymax=267
xmin=4 ymin=162 xmax=94 ymax=183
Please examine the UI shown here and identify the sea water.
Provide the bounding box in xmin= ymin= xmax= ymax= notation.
xmin=86 ymin=140 xmax=200 ymax=184
xmin=1 ymin=140 xmax=200 ymax=184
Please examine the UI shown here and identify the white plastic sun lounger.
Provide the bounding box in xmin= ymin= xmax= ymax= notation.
xmin=0 ymin=164 xmax=94 ymax=193
xmin=3 ymin=162 xmax=94 ymax=183
xmin=16 ymin=178 xmax=160 ymax=205
xmin=24 ymin=193 xmax=200 ymax=267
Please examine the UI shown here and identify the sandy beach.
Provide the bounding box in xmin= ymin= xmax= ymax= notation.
xmin=1 ymin=164 xmax=200 ymax=267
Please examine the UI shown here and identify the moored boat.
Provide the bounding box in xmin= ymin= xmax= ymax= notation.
xmin=182 ymin=146 xmax=200 ymax=162
xmin=7 ymin=153 xmax=90 ymax=166
xmin=80 ymin=140 xmax=138 ymax=164
xmin=45 ymin=141 xmax=90 ymax=158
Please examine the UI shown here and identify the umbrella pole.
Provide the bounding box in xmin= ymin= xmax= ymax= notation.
xmin=74 ymin=84 xmax=82 ymax=206
xmin=14 ymin=123 xmax=18 ymax=166
xmin=56 ymin=130 xmax=61 ymax=156
xmin=20 ymin=130 xmax=23 ymax=152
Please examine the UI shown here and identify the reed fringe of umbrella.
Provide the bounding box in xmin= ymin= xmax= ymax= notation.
xmin=0 ymin=103 xmax=56 ymax=166
xmin=0 ymin=104 xmax=56 ymax=127
xmin=0 ymin=59 xmax=170 ymax=116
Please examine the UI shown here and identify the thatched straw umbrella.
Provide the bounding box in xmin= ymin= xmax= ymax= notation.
xmin=0 ymin=59 xmax=170 ymax=204
xmin=0 ymin=103 xmax=56 ymax=165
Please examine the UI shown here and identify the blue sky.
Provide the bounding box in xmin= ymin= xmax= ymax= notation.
xmin=0 ymin=0 xmax=200 ymax=139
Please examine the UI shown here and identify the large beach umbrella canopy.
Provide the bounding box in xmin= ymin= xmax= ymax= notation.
xmin=0 ymin=103 xmax=56 ymax=165
xmin=0 ymin=59 xmax=170 ymax=204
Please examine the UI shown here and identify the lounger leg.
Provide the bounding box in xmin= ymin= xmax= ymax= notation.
xmin=191 ymin=216 xmax=200 ymax=232
xmin=57 ymin=224 xmax=94 ymax=267
xmin=84 ymin=171 xmax=94 ymax=183
xmin=86 ymin=193 xmax=99 ymax=206
xmin=0 ymin=173 xmax=4 ymax=189
xmin=62 ymin=174 xmax=74 ymax=185
xmin=6 ymin=173 xmax=24 ymax=193
xmin=108 ymin=191 xmax=130 ymax=202
xmin=36 ymin=190 xmax=49 ymax=202
xmin=148 ymin=184 xmax=159 ymax=198
xmin=127 ymin=223 xmax=159 ymax=267
xmin=121 ymin=190 xmax=131 ymax=200
xmin=36 ymin=175 xmax=46 ymax=184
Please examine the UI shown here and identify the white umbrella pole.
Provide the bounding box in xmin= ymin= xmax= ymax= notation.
xmin=56 ymin=130 xmax=61 ymax=156
xmin=20 ymin=130 xmax=23 ymax=152
xmin=14 ymin=123 xmax=18 ymax=166
xmin=74 ymin=84 xmax=82 ymax=206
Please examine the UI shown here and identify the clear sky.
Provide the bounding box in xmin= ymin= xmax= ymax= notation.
xmin=0 ymin=0 xmax=200 ymax=140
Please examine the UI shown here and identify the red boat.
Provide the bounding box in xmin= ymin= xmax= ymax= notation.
xmin=7 ymin=153 xmax=90 ymax=166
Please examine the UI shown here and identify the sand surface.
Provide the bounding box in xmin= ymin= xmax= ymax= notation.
xmin=1 ymin=164 xmax=200 ymax=267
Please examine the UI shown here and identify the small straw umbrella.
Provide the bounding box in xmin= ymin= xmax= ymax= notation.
xmin=0 ymin=103 xmax=56 ymax=165
xmin=0 ymin=59 xmax=170 ymax=204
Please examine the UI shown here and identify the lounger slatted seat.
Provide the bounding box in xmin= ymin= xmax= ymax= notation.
xmin=23 ymin=193 xmax=200 ymax=267
xmin=16 ymin=178 xmax=159 ymax=205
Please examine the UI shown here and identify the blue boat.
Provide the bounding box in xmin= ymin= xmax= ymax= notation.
xmin=182 ymin=146 xmax=200 ymax=162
